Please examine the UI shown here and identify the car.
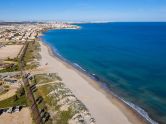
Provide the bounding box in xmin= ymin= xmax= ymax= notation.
xmin=0 ymin=109 xmax=4 ymax=115
xmin=39 ymin=108 xmax=44 ymax=114
xmin=29 ymin=76 xmax=33 ymax=80
xmin=14 ymin=106 xmax=20 ymax=112
xmin=25 ymin=73 xmax=30 ymax=78
xmin=30 ymin=84 xmax=36 ymax=90
xmin=6 ymin=107 xmax=13 ymax=113
xmin=12 ymin=106 xmax=16 ymax=112
xmin=90 ymin=118 xmax=95 ymax=123
xmin=2 ymin=109 xmax=7 ymax=113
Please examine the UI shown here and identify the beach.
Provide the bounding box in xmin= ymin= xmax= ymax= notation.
xmin=39 ymin=41 xmax=147 ymax=124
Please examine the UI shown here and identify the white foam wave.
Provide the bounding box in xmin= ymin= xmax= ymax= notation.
xmin=120 ymin=98 xmax=158 ymax=124
xmin=52 ymin=46 xmax=158 ymax=124
xmin=73 ymin=63 xmax=86 ymax=72
xmin=53 ymin=49 xmax=63 ymax=58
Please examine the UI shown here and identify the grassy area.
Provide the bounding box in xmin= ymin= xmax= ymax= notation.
xmin=56 ymin=109 xmax=73 ymax=124
xmin=37 ymin=85 xmax=60 ymax=124
xmin=31 ymin=73 xmax=75 ymax=124
xmin=33 ymin=74 xmax=60 ymax=123
xmin=33 ymin=73 xmax=62 ymax=110
xmin=29 ymin=75 xmax=53 ymax=124
xmin=37 ymin=82 xmax=71 ymax=124
xmin=0 ymin=64 xmax=19 ymax=73
xmin=38 ymin=85 xmax=59 ymax=107
xmin=3 ymin=85 xmax=10 ymax=89
xmin=34 ymin=74 xmax=53 ymax=84
xmin=0 ymin=86 xmax=27 ymax=108
xmin=0 ymin=57 xmax=19 ymax=73
xmin=6 ymin=57 xmax=18 ymax=62
xmin=24 ymin=41 xmax=41 ymax=70
xmin=0 ymin=89 xmax=8 ymax=95
xmin=0 ymin=94 xmax=27 ymax=108
xmin=33 ymin=73 xmax=62 ymax=84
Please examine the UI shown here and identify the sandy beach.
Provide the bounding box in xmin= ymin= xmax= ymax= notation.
xmin=39 ymin=41 xmax=147 ymax=124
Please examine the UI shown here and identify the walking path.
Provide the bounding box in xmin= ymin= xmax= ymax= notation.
xmin=36 ymin=81 xmax=61 ymax=87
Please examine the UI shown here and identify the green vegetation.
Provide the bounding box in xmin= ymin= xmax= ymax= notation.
xmin=0 ymin=94 xmax=27 ymax=108
xmin=37 ymin=85 xmax=60 ymax=124
xmin=0 ymin=87 xmax=27 ymax=108
xmin=0 ymin=64 xmax=19 ymax=73
xmin=16 ymin=86 xmax=25 ymax=97
xmin=32 ymin=73 xmax=62 ymax=110
xmin=29 ymin=75 xmax=53 ymax=124
xmin=29 ymin=73 xmax=74 ymax=124
xmin=33 ymin=73 xmax=62 ymax=84
xmin=24 ymin=41 xmax=41 ymax=70
xmin=22 ymin=81 xmax=33 ymax=106
xmin=34 ymin=74 xmax=53 ymax=84
xmin=3 ymin=85 xmax=10 ymax=89
xmin=38 ymin=85 xmax=59 ymax=108
xmin=0 ymin=89 xmax=8 ymax=95
xmin=36 ymin=74 xmax=73 ymax=124
xmin=56 ymin=109 xmax=73 ymax=124
xmin=7 ymin=41 xmax=17 ymax=45
xmin=6 ymin=57 xmax=18 ymax=62
xmin=0 ymin=57 xmax=19 ymax=73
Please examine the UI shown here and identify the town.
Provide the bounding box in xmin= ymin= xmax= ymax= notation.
xmin=0 ymin=22 xmax=79 ymax=43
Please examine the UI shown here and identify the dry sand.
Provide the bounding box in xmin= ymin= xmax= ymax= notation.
xmin=39 ymin=41 xmax=146 ymax=124
xmin=0 ymin=45 xmax=23 ymax=60
xmin=0 ymin=107 xmax=32 ymax=124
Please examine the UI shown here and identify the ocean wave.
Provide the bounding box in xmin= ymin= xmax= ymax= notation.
xmin=53 ymin=49 xmax=63 ymax=58
xmin=73 ymin=63 xmax=86 ymax=72
xmin=87 ymin=72 xmax=158 ymax=124
xmin=50 ymin=45 xmax=158 ymax=124
xmin=120 ymin=98 xmax=158 ymax=124
xmin=67 ymin=61 xmax=158 ymax=124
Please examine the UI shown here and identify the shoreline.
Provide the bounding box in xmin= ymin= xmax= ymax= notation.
xmin=39 ymin=40 xmax=151 ymax=124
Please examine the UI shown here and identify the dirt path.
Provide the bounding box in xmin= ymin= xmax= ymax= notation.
xmin=0 ymin=89 xmax=17 ymax=101
xmin=36 ymin=81 xmax=61 ymax=87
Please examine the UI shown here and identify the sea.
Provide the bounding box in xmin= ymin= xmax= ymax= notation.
xmin=42 ymin=22 xmax=166 ymax=124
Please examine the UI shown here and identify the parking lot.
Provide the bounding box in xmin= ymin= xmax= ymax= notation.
xmin=0 ymin=107 xmax=32 ymax=124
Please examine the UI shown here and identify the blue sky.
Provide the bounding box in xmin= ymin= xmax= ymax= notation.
xmin=0 ymin=0 xmax=166 ymax=22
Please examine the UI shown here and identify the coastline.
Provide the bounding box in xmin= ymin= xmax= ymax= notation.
xmin=39 ymin=40 xmax=150 ymax=124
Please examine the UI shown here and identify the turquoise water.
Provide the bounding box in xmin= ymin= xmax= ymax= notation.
xmin=42 ymin=23 xmax=166 ymax=124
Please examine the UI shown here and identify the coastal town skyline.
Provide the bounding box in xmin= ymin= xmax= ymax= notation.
xmin=0 ymin=0 xmax=166 ymax=22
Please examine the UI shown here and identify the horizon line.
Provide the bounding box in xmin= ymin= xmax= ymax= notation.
xmin=0 ymin=20 xmax=166 ymax=23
